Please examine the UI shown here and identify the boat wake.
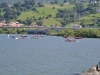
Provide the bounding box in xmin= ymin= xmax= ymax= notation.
xmin=76 ymin=41 xmax=79 ymax=42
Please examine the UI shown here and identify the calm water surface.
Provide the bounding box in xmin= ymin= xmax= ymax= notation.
xmin=0 ymin=34 xmax=100 ymax=75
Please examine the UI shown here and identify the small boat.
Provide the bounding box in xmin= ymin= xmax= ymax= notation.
xmin=12 ymin=36 xmax=15 ymax=38
xmin=14 ymin=35 xmax=26 ymax=39
xmin=33 ymin=35 xmax=39 ymax=39
xmin=66 ymin=37 xmax=79 ymax=42
xmin=18 ymin=35 xmax=26 ymax=39
xmin=20 ymin=35 xmax=27 ymax=37
xmin=63 ymin=35 xmax=68 ymax=38
xmin=7 ymin=35 xmax=15 ymax=38
xmin=66 ymin=39 xmax=75 ymax=42
xmin=40 ymin=35 xmax=44 ymax=37
xmin=7 ymin=34 xmax=10 ymax=38
xmin=75 ymin=36 xmax=82 ymax=39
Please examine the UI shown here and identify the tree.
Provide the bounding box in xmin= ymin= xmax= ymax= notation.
xmin=75 ymin=3 xmax=84 ymax=13
xmin=46 ymin=30 xmax=56 ymax=35
xmin=64 ymin=29 xmax=75 ymax=36
xmin=16 ymin=11 xmax=21 ymax=16
xmin=57 ymin=30 xmax=65 ymax=36
xmin=52 ymin=7 xmax=55 ymax=9
xmin=38 ymin=17 xmax=43 ymax=20
xmin=57 ymin=29 xmax=75 ymax=36
xmin=54 ymin=0 xmax=59 ymax=4
xmin=48 ymin=14 xmax=52 ymax=18
xmin=30 ymin=0 xmax=36 ymax=6
xmin=4 ymin=7 xmax=11 ymax=18
xmin=63 ymin=0 xmax=67 ymax=3
xmin=20 ymin=7 xmax=27 ymax=11
xmin=68 ymin=0 xmax=76 ymax=4
xmin=87 ymin=3 xmax=94 ymax=10
xmin=14 ymin=2 xmax=22 ymax=10
xmin=0 ymin=2 xmax=8 ymax=8
xmin=32 ymin=8 xmax=37 ymax=11
xmin=37 ymin=2 xmax=44 ymax=7
xmin=23 ymin=0 xmax=36 ymax=9
xmin=36 ymin=21 xmax=43 ymax=26
xmin=23 ymin=17 xmax=33 ymax=26
xmin=60 ymin=3 xmax=64 ymax=6
xmin=24 ymin=0 xmax=35 ymax=6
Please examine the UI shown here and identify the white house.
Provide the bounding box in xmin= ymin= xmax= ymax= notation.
xmin=72 ymin=24 xmax=82 ymax=29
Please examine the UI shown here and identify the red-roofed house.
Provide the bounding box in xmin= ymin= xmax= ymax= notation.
xmin=8 ymin=22 xmax=23 ymax=27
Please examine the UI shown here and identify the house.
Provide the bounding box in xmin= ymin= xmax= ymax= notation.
xmin=64 ymin=2 xmax=69 ymax=5
xmin=0 ymin=23 xmax=3 ymax=26
xmin=72 ymin=24 xmax=82 ymax=29
xmin=0 ymin=20 xmax=7 ymax=26
xmin=9 ymin=22 xmax=16 ymax=26
xmin=8 ymin=22 xmax=23 ymax=27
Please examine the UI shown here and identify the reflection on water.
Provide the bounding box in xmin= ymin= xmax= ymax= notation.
xmin=0 ymin=34 xmax=100 ymax=75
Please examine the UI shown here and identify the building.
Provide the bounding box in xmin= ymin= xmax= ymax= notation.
xmin=72 ymin=24 xmax=82 ymax=29
xmin=0 ymin=20 xmax=7 ymax=26
xmin=8 ymin=22 xmax=23 ymax=27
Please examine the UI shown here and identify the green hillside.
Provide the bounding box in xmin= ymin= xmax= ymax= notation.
xmin=80 ymin=13 xmax=100 ymax=25
xmin=17 ymin=4 xmax=74 ymax=26
xmin=1 ymin=1 xmax=100 ymax=28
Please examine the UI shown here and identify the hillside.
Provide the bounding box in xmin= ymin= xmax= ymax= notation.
xmin=0 ymin=0 xmax=100 ymax=27
xmin=17 ymin=4 xmax=74 ymax=26
xmin=16 ymin=3 xmax=100 ymax=27
xmin=0 ymin=0 xmax=89 ymax=5
xmin=79 ymin=12 xmax=100 ymax=27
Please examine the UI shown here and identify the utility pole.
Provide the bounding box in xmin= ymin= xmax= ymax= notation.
xmin=74 ymin=12 xmax=76 ymax=23
xmin=74 ymin=0 xmax=77 ymax=24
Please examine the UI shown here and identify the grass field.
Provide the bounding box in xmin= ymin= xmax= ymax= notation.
xmin=43 ymin=18 xmax=61 ymax=26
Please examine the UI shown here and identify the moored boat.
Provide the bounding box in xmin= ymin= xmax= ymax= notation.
xmin=33 ymin=35 xmax=39 ymax=39
xmin=75 ymin=36 xmax=82 ymax=39
xmin=66 ymin=37 xmax=79 ymax=42
xmin=20 ymin=35 xmax=27 ymax=37
xmin=66 ymin=38 xmax=75 ymax=42
xmin=63 ymin=35 xmax=68 ymax=38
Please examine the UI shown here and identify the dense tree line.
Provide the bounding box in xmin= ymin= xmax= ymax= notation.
xmin=13 ymin=0 xmax=36 ymax=10
xmin=46 ymin=28 xmax=100 ymax=38
xmin=0 ymin=28 xmax=100 ymax=38
xmin=0 ymin=28 xmax=27 ymax=34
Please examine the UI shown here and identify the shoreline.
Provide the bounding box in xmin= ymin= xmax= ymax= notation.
xmin=81 ymin=64 xmax=100 ymax=75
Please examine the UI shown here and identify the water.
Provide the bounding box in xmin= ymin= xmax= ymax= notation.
xmin=0 ymin=34 xmax=100 ymax=75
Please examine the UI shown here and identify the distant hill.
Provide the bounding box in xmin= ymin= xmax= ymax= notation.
xmin=0 ymin=0 xmax=89 ymax=5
